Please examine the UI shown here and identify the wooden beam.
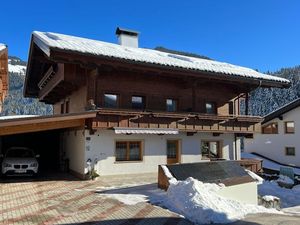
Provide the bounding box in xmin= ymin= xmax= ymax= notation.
xmin=38 ymin=63 xmax=64 ymax=100
xmin=0 ymin=119 xmax=85 ymax=136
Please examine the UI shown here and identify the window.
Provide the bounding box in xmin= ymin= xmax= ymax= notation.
xmin=201 ymin=141 xmax=222 ymax=159
xmin=166 ymin=99 xmax=177 ymax=112
xmin=205 ymin=102 xmax=216 ymax=114
xmin=115 ymin=141 xmax=142 ymax=161
xmin=262 ymin=122 xmax=278 ymax=134
xmin=285 ymin=147 xmax=295 ymax=156
xmin=132 ymin=96 xmax=145 ymax=110
xmin=285 ymin=121 xmax=295 ymax=134
xmin=104 ymin=94 xmax=118 ymax=108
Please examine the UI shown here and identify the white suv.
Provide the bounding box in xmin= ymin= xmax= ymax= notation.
xmin=1 ymin=147 xmax=39 ymax=175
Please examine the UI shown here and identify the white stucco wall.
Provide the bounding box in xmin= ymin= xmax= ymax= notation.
xmin=63 ymin=129 xmax=86 ymax=176
xmin=84 ymin=130 xmax=238 ymax=176
xmin=218 ymin=182 xmax=258 ymax=205
xmin=245 ymin=107 xmax=300 ymax=167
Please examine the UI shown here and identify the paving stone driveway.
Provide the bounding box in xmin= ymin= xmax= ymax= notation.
xmin=0 ymin=173 xmax=192 ymax=225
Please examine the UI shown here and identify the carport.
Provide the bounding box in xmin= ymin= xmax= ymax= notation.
xmin=0 ymin=112 xmax=96 ymax=176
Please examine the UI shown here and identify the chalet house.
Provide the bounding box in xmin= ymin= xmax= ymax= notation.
xmin=245 ymin=98 xmax=300 ymax=167
xmin=0 ymin=44 xmax=8 ymax=112
xmin=23 ymin=28 xmax=290 ymax=178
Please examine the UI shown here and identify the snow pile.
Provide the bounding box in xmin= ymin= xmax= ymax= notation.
xmin=262 ymin=195 xmax=280 ymax=202
xmin=163 ymin=177 xmax=278 ymax=224
xmin=246 ymin=169 xmax=264 ymax=184
xmin=277 ymin=175 xmax=294 ymax=185
xmin=8 ymin=64 xmax=26 ymax=75
xmin=161 ymin=165 xmax=177 ymax=183
xmin=259 ymin=180 xmax=300 ymax=208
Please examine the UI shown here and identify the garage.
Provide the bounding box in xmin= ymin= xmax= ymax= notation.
xmin=0 ymin=112 xmax=96 ymax=178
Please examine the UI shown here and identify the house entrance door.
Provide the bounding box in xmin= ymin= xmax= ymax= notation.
xmin=167 ymin=140 xmax=180 ymax=164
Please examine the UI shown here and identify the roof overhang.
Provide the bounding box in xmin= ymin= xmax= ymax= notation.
xmin=114 ymin=127 xmax=179 ymax=135
xmin=0 ymin=111 xmax=97 ymax=136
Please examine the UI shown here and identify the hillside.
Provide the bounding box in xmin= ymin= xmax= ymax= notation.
xmin=249 ymin=66 xmax=300 ymax=116
xmin=1 ymin=56 xmax=52 ymax=116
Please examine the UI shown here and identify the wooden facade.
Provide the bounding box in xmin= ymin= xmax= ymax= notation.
xmin=0 ymin=46 xmax=8 ymax=112
xmin=24 ymin=40 xmax=285 ymax=135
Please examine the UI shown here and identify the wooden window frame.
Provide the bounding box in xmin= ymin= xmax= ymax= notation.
xmin=103 ymin=93 xmax=119 ymax=108
xmin=65 ymin=100 xmax=70 ymax=113
xmin=166 ymin=98 xmax=178 ymax=112
xmin=284 ymin=121 xmax=295 ymax=134
xmin=262 ymin=122 xmax=278 ymax=134
xmin=205 ymin=101 xmax=217 ymax=114
xmin=201 ymin=140 xmax=223 ymax=159
xmin=131 ymin=95 xmax=146 ymax=110
xmin=285 ymin=147 xmax=295 ymax=156
xmin=60 ymin=103 xmax=64 ymax=114
xmin=115 ymin=140 xmax=143 ymax=162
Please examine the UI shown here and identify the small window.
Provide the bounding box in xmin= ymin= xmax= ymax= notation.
xmin=285 ymin=121 xmax=295 ymax=134
xmin=262 ymin=122 xmax=278 ymax=134
xmin=166 ymin=99 xmax=177 ymax=112
xmin=132 ymin=96 xmax=145 ymax=110
xmin=285 ymin=147 xmax=295 ymax=156
xmin=104 ymin=94 xmax=118 ymax=108
xmin=205 ymin=102 xmax=216 ymax=114
xmin=115 ymin=141 xmax=142 ymax=161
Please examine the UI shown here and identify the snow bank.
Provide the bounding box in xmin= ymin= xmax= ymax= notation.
xmin=163 ymin=177 xmax=278 ymax=224
xmin=259 ymin=180 xmax=300 ymax=208
xmin=262 ymin=195 xmax=280 ymax=202
xmin=277 ymin=175 xmax=294 ymax=185
xmin=161 ymin=165 xmax=177 ymax=184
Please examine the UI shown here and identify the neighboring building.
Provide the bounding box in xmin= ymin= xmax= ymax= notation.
xmin=23 ymin=28 xmax=289 ymax=178
xmin=245 ymin=98 xmax=300 ymax=167
xmin=0 ymin=44 xmax=8 ymax=112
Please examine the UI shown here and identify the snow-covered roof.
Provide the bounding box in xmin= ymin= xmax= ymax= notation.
xmin=0 ymin=43 xmax=6 ymax=52
xmin=32 ymin=31 xmax=290 ymax=86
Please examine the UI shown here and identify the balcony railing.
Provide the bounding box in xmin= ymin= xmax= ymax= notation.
xmin=90 ymin=108 xmax=262 ymax=133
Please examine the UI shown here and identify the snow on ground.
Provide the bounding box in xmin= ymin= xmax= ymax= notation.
xmin=258 ymin=180 xmax=300 ymax=208
xmin=246 ymin=169 xmax=264 ymax=184
xmin=241 ymin=152 xmax=300 ymax=175
xmin=8 ymin=64 xmax=26 ymax=75
xmin=164 ymin=177 xmax=279 ymax=224
xmin=97 ymin=177 xmax=279 ymax=224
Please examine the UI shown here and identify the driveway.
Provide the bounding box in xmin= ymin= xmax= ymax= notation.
xmin=0 ymin=173 xmax=192 ymax=225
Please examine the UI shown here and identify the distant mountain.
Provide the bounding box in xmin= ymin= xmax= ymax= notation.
xmin=249 ymin=66 xmax=300 ymax=116
xmin=1 ymin=56 xmax=53 ymax=116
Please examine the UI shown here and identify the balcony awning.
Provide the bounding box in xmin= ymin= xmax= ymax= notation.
xmin=114 ymin=127 xmax=179 ymax=135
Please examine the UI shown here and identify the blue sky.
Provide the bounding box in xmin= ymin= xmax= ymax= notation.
xmin=1 ymin=0 xmax=299 ymax=72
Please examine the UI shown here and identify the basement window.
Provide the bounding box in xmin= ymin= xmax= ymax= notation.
xmin=285 ymin=147 xmax=295 ymax=156
xmin=285 ymin=121 xmax=295 ymax=134
xmin=104 ymin=94 xmax=119 ymax=108
xmin=115 ymin=141 xmax=142 ymax=161
xmin=262 ymin=122 xmax=278 ymax=134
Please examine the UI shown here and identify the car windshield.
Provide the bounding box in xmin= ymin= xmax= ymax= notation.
xmin=5 ymin=148 xmax=35 ymax=158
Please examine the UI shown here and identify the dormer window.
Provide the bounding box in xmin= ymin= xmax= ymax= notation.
xmin=166 ymin=99 xmax=177 ymax=112
xmin=205 ymin=102 xmax=216 ymax=114
xmin=104 ymin=93 xmax=118 ymax=108
xmin=132 ymin=96 xmax=145 ymax=110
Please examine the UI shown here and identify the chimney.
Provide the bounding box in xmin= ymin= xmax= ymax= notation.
xmin=116 ymin=27 xmax=139 ymax=48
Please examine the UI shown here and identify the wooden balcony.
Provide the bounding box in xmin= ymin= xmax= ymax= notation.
xmin=90 ymin=108 xmax=262 ymax=133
